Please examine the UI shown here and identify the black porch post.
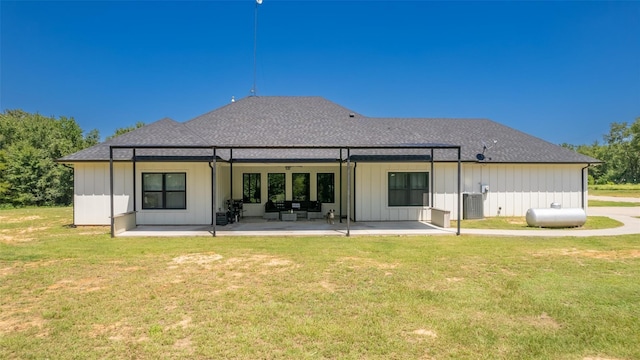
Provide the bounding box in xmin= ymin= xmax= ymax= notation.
xmin=132 ymin=149 xmax=137 ymax=212
xmin=212 ymin=147 xmax=217 ymax=237
xmin=229 ymin=149 xmax=233 ymax=205
xmin=109 ymin=146 xmax=114 ymax=238
xmin=346 ymin=148 xmax=351 ymax=237
xmin=339 ymin=149 xmax=343 ymax=223
xmin=430 ymin=148 xmax=434 ymax=208
xmin=457 ymin=147 xmax=461 ymax=236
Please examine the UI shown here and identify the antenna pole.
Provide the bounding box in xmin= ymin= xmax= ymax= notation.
xmin=251 ymin=0 xmax=260 ymax=96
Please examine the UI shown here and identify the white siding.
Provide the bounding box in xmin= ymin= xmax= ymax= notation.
xmin=226 ymin=164 xmax=344 ymax=217
xmin=74 ymin=162 xmax=133 ymax=225
xmin=74 ymin=160 xmax=587 ymax=225
xmin=74 ymin=162 xmax=212 ymax=226
xmin=356 ymin=162 xmax=585 ymax=221
xmin=136 ymin=163 xmax=212 ymax=225
xmin=355 ymin=163 xmax=434 ymax=221
xmin=461 ymin=163 xmax=584 ymax=218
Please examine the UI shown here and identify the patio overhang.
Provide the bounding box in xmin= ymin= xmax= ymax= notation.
xmin=108 ymin=143 xmax=462 ymax=238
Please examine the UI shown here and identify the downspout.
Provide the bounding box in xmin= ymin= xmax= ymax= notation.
xmin=109 ymin=146 xmax=114 ymax=238
xmin=581 ymin=164 xmax=591 ymax=209
xmin=62 ymin=164 xmax=75 ymax=226
xmin=209 ymin=147 xmax=217 ymax=237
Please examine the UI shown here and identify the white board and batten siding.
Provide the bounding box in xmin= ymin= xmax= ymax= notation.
xmin=355 ymin=162 xmax=586 ymax=221
xmin=226 ymin=164 xmax=343 ymax=217
xmin=74 ymin=161 xmax=587 ymax=225
xmin=73 ymin=162 xmax=212 ymax=225
xmin=462 ymin=163 xmax=585 ymax=217
xmin=356 ymin=163 xmax=434 ymax=222
xmin=74 ymin=162 xmax=133 ymax=225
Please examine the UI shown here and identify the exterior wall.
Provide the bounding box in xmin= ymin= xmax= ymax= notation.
xmin=462 ymin=163 xmax=585 ymax=217
xmin=135 ymin=162 xmax=212 ymax=225
xmin=355 ymin=162 xmax=586 ymax=221
xmin=73 ymin=162 xmax=212 ymax=226
xmin=228 ymin=163 xmax=344 ymax=217
xmin=73 ymin=160 xmax=587 ymax=225
xmin=355 ymin=162 xmax=434 ymax=221
xmin=74 ymin=162 xmax=133 ymax=225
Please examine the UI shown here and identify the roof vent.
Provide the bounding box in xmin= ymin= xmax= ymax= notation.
xmin=349 ymin=113 xmax=355 ymax=118
xmin=231 ymin=96 xmax=235 ymax=103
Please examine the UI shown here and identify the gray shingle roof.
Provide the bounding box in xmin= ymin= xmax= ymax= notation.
xmin=59 ymin=96 xmax=599 ymax=164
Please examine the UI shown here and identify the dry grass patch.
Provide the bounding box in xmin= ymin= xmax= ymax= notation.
xmin=1 ymin=207 xmax=639 ymax=359
xmin=0 ymin=305 xmax=47 ymax=336
xmin=524 ymin=312 xmax=561 ymax=330
xmin=534 ymin=248 xmax=640 ymax=260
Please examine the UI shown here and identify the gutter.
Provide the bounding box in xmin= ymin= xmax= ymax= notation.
xmin=581 ymin=164 xmax=591 ymax=209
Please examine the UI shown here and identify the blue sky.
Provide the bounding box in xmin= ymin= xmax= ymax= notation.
xmin=1 ymin=1 xmax=638 ymax=145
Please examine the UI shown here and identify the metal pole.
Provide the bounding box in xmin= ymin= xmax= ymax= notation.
xmin=457 ymin=147 xmax=461 ymax=236
xmin=230 ymin=149 xmax=233 ymax=206
xmin=346 ymin=148 xmax=351 ymax=237
xmin=251 ymin=0 xmax=259 ymax=96
xmin=109 ymin=146 xmax=114 ymax=238
xmin=213 ymin=148 xmax=217 ymax=237
xmin=430 ymin=148 xmax=434 ymax=207
xmin=339 ymin=149 xmax=343 ymax=223
xmin=353 ymin=162 xmax=357 ymax=222
xmin=132 ymin=149 xmax=137 ymax=212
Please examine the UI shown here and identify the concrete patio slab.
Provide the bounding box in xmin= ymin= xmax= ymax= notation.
xmin=117 ymin=206 xmax=640 ymax=238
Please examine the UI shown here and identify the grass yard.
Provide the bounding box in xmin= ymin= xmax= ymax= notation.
xmin=1 ymin=208 xmax=639 ymax=359
xmin=589 ymin=184 xmax=640 ymax=198
xmin=589 ymin=200 xmax=640 ymax=207
xmin=453 ymin=216 xmax=622 ymax=230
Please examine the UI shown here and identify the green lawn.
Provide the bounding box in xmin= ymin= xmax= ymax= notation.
xmin=589 ymin=200 xmax=640 ymax=207
xmin=1 ymin=207 xmax=639 ymax=359
xmin=589 ymin=184 xmax=640 ymax=198
xmin=453 ymin=216 xmax=622 ymax=230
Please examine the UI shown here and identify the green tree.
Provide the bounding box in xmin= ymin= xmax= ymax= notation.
xmin=600 ymin=119 xmax=639 ymax=183
xmin=0 ymin=110 xmax=99 ymax=206
xmin=566 ymin=118 xmax=640 ymax=184
xmin=106 ymin=121 xmax=145 ymax=140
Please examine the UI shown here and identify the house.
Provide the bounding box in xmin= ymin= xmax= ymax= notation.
xmin=59 ymin=96 xmax=599 ymax=235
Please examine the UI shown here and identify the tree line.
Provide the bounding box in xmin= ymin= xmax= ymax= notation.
xmin=561 ymin=118 xmax=640 ymax=184
xmin=0 ymin=109 xmax=637 ymax=207
xmin=0 ymin=109 xmax=143 ymax=207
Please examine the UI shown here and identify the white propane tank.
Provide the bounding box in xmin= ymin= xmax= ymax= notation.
xmin=526 ymin=208 xmax=587 ymax=228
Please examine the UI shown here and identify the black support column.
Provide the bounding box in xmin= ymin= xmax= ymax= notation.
xmin=212 ymin=148 xmax=217 ymax=237
xmin=346 ymin=148 xmax=351 ymax=237
xmin=109 ymin=146 xmax=114 ymax=238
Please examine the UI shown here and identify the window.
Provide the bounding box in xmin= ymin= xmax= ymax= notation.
xmin=292 ymin=173 xmax=310 ymax=201
xmin=388 ymin=172 xmax=429 ymax=207
xmin=143 ymin=173 xmax=186 ymax=209
xmin=317 ymin=173 xmax=335 ymax=203
xmin=243 ymin=173 xmax=261 ymax=203
xmin=268 ymin=173 xmax=285 ymax=202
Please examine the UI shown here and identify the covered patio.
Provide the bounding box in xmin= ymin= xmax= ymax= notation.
xmin=109 ymin=144 xmax=463 ymax=237
xmin=117 ymin=218 xmax=456 ymax=237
